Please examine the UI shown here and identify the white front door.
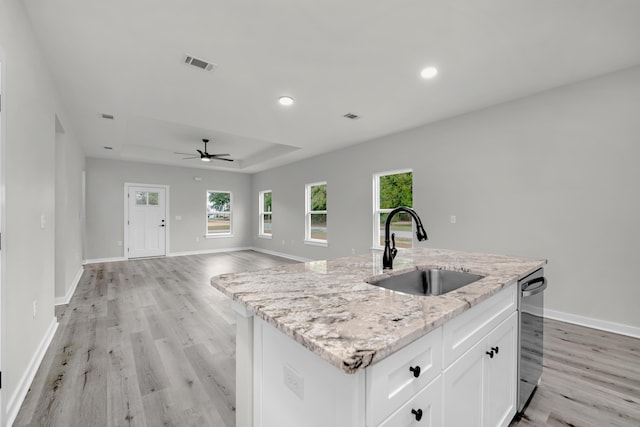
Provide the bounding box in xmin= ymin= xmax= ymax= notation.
xmin=127 ymin=185 xmax=167 ymax=258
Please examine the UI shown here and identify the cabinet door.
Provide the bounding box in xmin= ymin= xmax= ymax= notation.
xmin=484 ymin=312 xmax=517 ymax=427
xmin=443 ymin=343 xmax=484 ymax=426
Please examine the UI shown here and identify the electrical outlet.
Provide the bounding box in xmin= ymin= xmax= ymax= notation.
xmin=282 ymin=239 xmax=285 ymax=245
xmin=33 ymin=300 xmax=37 ymax=318
xmin=283 ymin=364 xmax=304 ymax=399
xmin=450 ymin=215 xmax=457 ymax=224
xmin=351 ymin=248 xmax=356 ymax=255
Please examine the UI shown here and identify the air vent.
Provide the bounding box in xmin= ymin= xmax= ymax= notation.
xmin=184 ymin=55 xmax=217 ymax=72
xmin=101 ymin=113 xmax=115 ymax=120
xmin=104 ymin=146 xmax=113 ymax=150
xmin=343 ymin=113 xmax=360 ymax=120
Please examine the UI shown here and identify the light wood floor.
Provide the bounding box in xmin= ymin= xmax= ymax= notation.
xmin=13 ymin=251 xmax=298 ymax=427
xmin=511 ymin=318 xmax=640 ymax=427
xmin=13 ymin=251 xmax=640 ymax=426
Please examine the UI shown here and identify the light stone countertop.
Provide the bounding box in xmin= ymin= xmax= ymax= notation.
xmin=210 ymin=247 xmax=546 ymax=374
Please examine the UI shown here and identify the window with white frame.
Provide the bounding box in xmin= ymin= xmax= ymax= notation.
xmin=373 ymin=170 xmax=413 ymax=249
xmin=259 ymin=190 xmax=272 ymax=237
xmin=206 ymin=190 xmax=232 ymax=236
xmin=305 ymin=182 xmax=327 ymax=245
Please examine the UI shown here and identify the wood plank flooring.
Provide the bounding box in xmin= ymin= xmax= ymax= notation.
xmin=13 ymin=251 xmax=298 ymax=427
xmin=511 ymin=319 xmax=640 ymax=427
xmin=13 ymin=250 xmax=640 ymax=427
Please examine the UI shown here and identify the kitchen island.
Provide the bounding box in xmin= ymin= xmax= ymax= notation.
xmin=211 ymin=248 xmax=546 ymax=427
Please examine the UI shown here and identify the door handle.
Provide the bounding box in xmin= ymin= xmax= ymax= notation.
xmin=521 ymin=277 xmax=547 ymax=297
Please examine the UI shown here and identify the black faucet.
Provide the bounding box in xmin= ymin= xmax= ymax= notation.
xmin=383 ymin=207 xmax=428 ymax=270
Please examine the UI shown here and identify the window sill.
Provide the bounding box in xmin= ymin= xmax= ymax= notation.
xmin=205 ymin=234 xmax=234 ymax=239
xmin=257 ymin=234 xmax=273 ymax=240
xmin=304 ymin=239 xmax=328 ymax=247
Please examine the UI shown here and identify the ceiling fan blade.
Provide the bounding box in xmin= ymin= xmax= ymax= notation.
xmin=174 ymin=152 xmax=195 ymax=156
xmin=210 ymin=153 xmax=231 ymax=157
xmin=211 ymin=157 xmax=234 ymax=162
xmin=196 ymin=149 xmax=205 ymax=156
xmin=181 ymin=156 xmax=200 ymax=160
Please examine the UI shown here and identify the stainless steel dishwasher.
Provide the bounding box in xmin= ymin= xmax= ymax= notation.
xmin=517 ymin=268 xmax=547 ymax=414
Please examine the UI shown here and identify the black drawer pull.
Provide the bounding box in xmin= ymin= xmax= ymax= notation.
xmin=409 ymin=365 xmax=421 ymax=378
xmin=492 ymin=346 xmax=499 ymax=354
xmin=486 ymin=350 xmax=494 ymax=358
xmin=411 ymin=408 xmax=423 ymax=421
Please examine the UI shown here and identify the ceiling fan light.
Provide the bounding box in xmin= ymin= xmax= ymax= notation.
xmin=201 ymin=157 xmax=211 ymax=162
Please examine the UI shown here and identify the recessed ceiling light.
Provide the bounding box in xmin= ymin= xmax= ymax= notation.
xmin=279 ymin=96 xmax=294 ymax=106
xmin=420 ymin=67 xmax=438 ymax=79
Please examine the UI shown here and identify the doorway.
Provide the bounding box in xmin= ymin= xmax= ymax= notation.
xmin=125 ymin=183 xmax=168 ymax=258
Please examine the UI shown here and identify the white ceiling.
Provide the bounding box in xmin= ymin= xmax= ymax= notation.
xmin=23 ymin=0 xmax=640 ymax=173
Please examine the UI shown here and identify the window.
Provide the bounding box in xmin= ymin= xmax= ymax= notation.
xmin=135 ymin=191 xmax=159 ymax=206
xmin=259 ymin=190 xmax=272 ymax=238
xmin=305 ymin=182 xmax=327 ymax=245
xmin=206 ymin=190 xmax=232 ymax=237
xmin=374 ymin=170 xmax=413 ymax=249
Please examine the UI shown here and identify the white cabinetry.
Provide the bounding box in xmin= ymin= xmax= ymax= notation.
xmin=443 ymin=300 xmax=517 ymax=427
xmin=366 ymin=328 xmax=442 ymax=426
xmin=244 ymin=283 xmax=518 ymax=427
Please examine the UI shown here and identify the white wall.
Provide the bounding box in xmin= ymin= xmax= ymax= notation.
xmin=252 ymin=66 xmax=640 ymax=331
xmin=0 ymin=0 xmax=85 ymax=422
xmin=85 ymin=158 xmax=253 ymax=260
xmin=54 ymin=121 xmax=86 ymax=303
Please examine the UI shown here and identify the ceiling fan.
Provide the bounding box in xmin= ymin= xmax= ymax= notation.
xmin=175 ymin=139 xmax=234 ymax=162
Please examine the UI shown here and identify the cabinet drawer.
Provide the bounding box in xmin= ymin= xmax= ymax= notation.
xmin=378 ymin=375 xmax=443 ymax=427
xmin=367 ymin=327 xmax=442 ymax=426
xmin=442 ymin=283 xmax=516 ymax=366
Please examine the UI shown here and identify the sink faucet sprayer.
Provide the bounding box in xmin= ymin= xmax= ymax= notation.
xmin=383 ymin=207 xmax=428 ymax=270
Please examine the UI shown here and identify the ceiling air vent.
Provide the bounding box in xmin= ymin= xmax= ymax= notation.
xmin=343 ymin=113 xmax=360 ymax=120
xmin=184 ymin=55 xmax=217 ymax=72
xmin=101 ymin=113 xmax=115 ymax=120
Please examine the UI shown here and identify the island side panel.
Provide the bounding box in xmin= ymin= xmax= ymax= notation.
xmin=254 ymin=317 xmax=366 ymax=427
xmin=232 ymin=302 xmax=254 ymax=427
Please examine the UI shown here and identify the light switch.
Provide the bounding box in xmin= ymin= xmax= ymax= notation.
xmin=40 ymin=215 xmax=46 ymax=229
xmin=450 ymin=215 xmax=457 ymax=224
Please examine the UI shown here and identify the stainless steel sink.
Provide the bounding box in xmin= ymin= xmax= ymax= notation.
xmin=368 ymin=269 xmax=484 ymax=296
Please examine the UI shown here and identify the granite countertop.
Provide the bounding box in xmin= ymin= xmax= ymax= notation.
xmin=210 ymin=248 xmax=546 ymax=374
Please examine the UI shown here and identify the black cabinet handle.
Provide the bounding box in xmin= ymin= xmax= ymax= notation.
xmin=486 ymin=350 xmax=494 ymax=358
xmin=492 ymin=346 xmax=499 ymax=354
xmin=409 ymin=365 xmax=421 ymax=378
xmin=411 ymin=408 xmax=423 ymax=421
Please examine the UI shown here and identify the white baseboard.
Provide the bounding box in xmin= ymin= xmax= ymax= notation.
xmin=169 ymin=246 xmax=252 ymax=257
xmin=544 ymin=308 xmax=640 ymax=339
xmin=6 ymin=317 xmax=59 ymax=426
xmin=250 ymin=247 xmax=312 ymax=263
xmin=83 ymin=256 xmax=127 ymax=265
xmin=54 ymin=266 xmax=84 ymax=306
